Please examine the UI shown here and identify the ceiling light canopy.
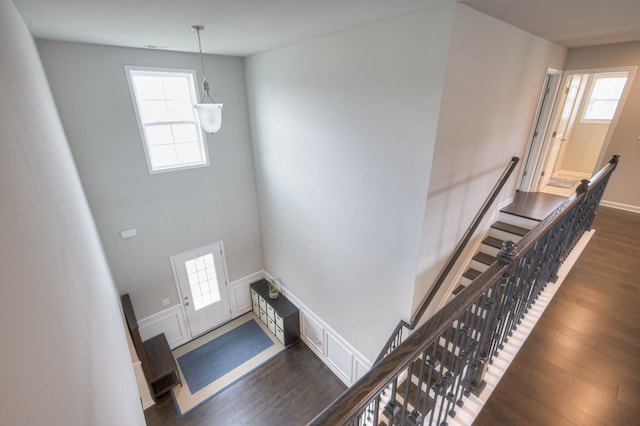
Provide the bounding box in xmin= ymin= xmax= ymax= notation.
xmin=192 ymin=25 xmax=223 ymax=134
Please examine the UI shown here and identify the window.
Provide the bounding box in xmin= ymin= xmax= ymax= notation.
xmin=582 ymin=72 xmax=628 ymax=123
xmin=125 ymin=66 xmax=208 ymax=173
xmin=184 ymin=253 xmax=221 ymax=311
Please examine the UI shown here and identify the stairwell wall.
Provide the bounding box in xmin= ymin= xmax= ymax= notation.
xmin=414 ymin=4 xmax=567 ymax=317
xmin=0 ymin=1 xmax=145 ymax=424
xmin=565 ymin=41 xmax=640 ymax=212
xmin=245 ymin=3 xmax=456 ymax=361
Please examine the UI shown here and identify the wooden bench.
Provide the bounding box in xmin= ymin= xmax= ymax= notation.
xmin=121 ymin=294 xmax=181 ymax=400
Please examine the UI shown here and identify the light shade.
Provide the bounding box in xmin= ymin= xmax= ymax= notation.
xmin=194 ymin=103 xmax=223 ymax=133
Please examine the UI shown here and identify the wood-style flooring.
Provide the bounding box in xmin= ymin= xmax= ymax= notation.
xmin=475 ymin=206 xmax=640 ymax=425
xmin=144 ymin=341 xmax=346 ymax=425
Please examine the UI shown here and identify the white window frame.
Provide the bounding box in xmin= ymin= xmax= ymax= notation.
xmin=580 ymin=72 xmax=628 ymax=124
xmin=125 ymin=65 xmax=209 ymax=174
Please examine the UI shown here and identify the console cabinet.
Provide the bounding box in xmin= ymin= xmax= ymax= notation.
xmin=250 ymin=280 xmax=300 ymax=346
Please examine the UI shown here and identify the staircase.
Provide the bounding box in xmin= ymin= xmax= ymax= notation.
xmin=365 ymin=210 xmax=542 ymax=426
xmin=450 ymin=211 xmax=539 ymax=301
xmin=310 ymin=156 xmax=620 ymax=426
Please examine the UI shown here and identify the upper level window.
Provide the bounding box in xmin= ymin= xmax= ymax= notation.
xmin=125 ymin=66 xmax=209 ymax=173
xmin=582 ymin=72 xmax=628 ymax=123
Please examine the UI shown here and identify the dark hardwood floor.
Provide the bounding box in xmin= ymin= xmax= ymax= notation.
xmin=144 ymin=341 xmax=346 ymax=426
xmin=475 ymin=206 xmax=640 ymax=425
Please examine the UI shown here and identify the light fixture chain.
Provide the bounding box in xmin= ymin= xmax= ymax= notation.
xmin=195 ymin=26 xmax=208 ymax=82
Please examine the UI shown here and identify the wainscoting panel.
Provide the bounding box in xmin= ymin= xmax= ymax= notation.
xmin=281 ymin=282 xmax=371 ymax=386
xmin=326 ymin=333 xmax=353 ymax=383
xmin=138 ymin=304 xmax=189 ymax=349
xmin=301 ymin=311 xmax=325 ymax=354
xmin=228 ymin=271 xmax=263 ymax=317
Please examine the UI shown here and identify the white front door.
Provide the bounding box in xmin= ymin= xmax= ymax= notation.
xmin=171 ymin=241 xmax=231 ymax=338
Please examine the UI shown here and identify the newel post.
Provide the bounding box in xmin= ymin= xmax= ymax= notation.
xmin=469 ymin=240 xmax=518 ymax=395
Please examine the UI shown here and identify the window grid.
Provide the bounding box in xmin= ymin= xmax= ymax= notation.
xmin=185 ymin=253 xmax=221 ymax=311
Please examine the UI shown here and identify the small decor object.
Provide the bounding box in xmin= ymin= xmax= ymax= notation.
xmin=192 ymin=25 xmax=223 ymax=133
xmin=268 ymin=278 xmax=281 ymax=299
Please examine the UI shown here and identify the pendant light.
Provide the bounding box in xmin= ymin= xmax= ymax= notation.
xmin=192 ymin=25 xmax=223 ymax=133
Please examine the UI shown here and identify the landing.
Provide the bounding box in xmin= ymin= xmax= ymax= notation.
xmin=501 ymin=191 xmax=567 ymax=221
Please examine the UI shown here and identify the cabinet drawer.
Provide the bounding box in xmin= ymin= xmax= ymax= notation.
xmin=275 ymin=327 xmax=285 ymax=345
xmin=258 ymin=296 xmax=266 ymax=310
xmin=251 ymin=289 xmax=258 ymax=304
xmin=267 ymin=304 xmax=275 ymax=320
xmin=268 ymin=317 xmax=276 ymax=334
xmin=275 ymin=313 xmax=284 ymax=329
xmin=252 ymin=301 xmax=259 ymax=316
xmin=259 ymin=309 xmax=267 ymax=324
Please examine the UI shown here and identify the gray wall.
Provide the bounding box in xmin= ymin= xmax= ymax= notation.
xmin=0 ymin=0 xmax=144 ymax=424
xmin=565 ymin=41 xmax=640 ymax=211
xmin=37 ymin=41 xmax=263 ymax=318
xmin=245 ymin=3 xmax=456 ymax=360
xmin=414 ymin=4 xmax=567 ymax=316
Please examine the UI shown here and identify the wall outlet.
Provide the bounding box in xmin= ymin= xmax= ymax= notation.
xmin=161 ymin=298 xmax=170 ymax=306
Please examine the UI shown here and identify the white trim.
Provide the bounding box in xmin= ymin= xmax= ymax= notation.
xmin=124 ymin=65 xmax=210 ymax=174
xmin=519 ymin=68 xmax=563 ymax=191
xmin=133 ymin=360 xmax=155 ymax=409
xmin=138 ymin=304 xmax=190 ymax=349
xmin=553 ymin=169 xmax=591 ymax=179
xmin=264 ymin=271 xmax=372 ymax=386
xmin=600 ymin=200 xmax=640 ymax=214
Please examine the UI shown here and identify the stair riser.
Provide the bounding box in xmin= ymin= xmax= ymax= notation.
xmin=480 ymin=244 xmax=500 ymax=257
xmin=489 ymin=228 xmax=524 ymax=243
xmin=498 ymin=212 xmax=541 ymax=230
xmin=470 ymin=260 xmax=491 ymax=272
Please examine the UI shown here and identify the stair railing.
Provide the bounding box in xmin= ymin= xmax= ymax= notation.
xmin=309 ymin=155 xmax=619 ymax=426
xmin=375 ymin=156 xmax=520 ymax=364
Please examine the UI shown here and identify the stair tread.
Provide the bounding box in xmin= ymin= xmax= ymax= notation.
xmin=463 ymin=268 xmax=482 ymax=281
xmin=473 ymin=251 xmax=495 ymax=265
xmin=491 ymin=221 xmax=529 ymax=237
xmin=452 ymin=284 xmax=466 ymax=295
xmin=482 ymin=235 xmax=503 ymax=249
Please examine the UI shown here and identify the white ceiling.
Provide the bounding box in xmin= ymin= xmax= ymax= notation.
xmin=12 ymin=0 xmax=640 ymax=57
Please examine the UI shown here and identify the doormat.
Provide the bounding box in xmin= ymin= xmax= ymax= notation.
xmin=171 ymin=313 xmax=285 ymax=416
xmin=548 ymin=177 xmax=578 ymax=188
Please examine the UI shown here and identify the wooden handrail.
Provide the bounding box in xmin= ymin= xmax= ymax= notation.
xmin=310 ymin=155 xmax=619 ymax=426
xmin=375 ymin=156 xmax=519 ymax=363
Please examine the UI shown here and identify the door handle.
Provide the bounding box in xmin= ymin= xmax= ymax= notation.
xmin=185 ymin=301 xmax=190 ymax=306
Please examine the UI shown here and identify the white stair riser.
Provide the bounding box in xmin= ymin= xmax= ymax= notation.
xmin=480 ymin=244 xmax=500 ymax=257
xmin=498 ymin=212 xmax=540 ymax=230
xmin=471 ymin=260 xmax=491 ymax=272
xmin=489 ymin=228 xmax=524 ymax=243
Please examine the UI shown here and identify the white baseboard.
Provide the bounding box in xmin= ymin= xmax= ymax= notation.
xmin=600 ymin=199 xmax=640 ymax=213
xmin=264 ymin=271 xmax=372 ymax=387
xmin=555 ymin=169 xmax=591 ymax=179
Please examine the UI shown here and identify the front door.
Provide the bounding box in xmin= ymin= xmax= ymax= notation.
xmin=171 ymin=241 xmax=231 ymax=338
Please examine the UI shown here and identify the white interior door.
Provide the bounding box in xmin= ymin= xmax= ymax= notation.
xmin=538 ymin=74 xmax=583 ymax=188
xmin=171 ymin=241 xmax=231 ymax=338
